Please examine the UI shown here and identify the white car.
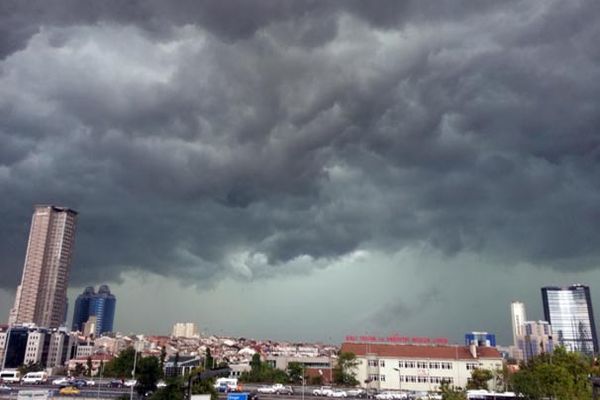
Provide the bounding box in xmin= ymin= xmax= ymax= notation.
xmin=329 ymin=390 xmax=347 ymax=398
xmin=85 ymin=380 xmax=96 ymax=386
xmin=347 ymin=389 xmax=364 ymax=397
xmin=258 ymin=385 xmax=277 ymax=394
xmin=157 ymin=381 xmax=167 ymax=388
xmin=124 ymin=380 xmax=137 ymax=387
xmin=52 ymin=377 xmax=71 ymax=386
xmin=0 ymin=384 xmax=11 ymax=392
xmin=313 ymin=387 xmax=334 ymax=397
xmin=375 ymin=392 xmax=396 ymax=400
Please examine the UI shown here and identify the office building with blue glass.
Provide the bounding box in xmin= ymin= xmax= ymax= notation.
xmin=72 ymin=285 xmax=116 ymax=336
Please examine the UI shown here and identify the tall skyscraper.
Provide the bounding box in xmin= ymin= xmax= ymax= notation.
xmin=541 ymin=284 xmax=598 ymax=355
xmin=72 ymin=285 xmax=116 ymax=336
xmin=511 ymin=301 xmax=527 ymax=346
xmin=8 ymin=205 xmax=78 ymax=329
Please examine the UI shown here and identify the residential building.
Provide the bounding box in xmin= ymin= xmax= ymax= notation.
xmin=171 ymin=323 xmax=200 ymax=338
xmin=541 ymin=285 xmax=598 ymax=354
xmin=72 ymin=285 xmax=116 ymax=336
xmin=516 ymin=320 xmax=554 ymax=362
xmin=9 ymin=205 xmax=78 ymax=328
xmin=341 ymin=342 xmax=503 ymax=392
xmin=164 ymin=355 xmax=203 ymax=377
xmin=67 ymin=354 xmax=113 ymax=376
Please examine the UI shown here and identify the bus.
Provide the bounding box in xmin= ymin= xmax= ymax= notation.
xmin=0 ymin=370 xmax=21 ymax=384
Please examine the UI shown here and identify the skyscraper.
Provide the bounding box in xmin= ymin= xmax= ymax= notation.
xmin=541 ymin=284 xmax=598 ymax=355
xmin=511 ymin=301 xmax=527 ymax=346
xmin=72 ymin=285 xmax=116 ymax=336
xmin=8 ymin=205 xmax=78 ymax=329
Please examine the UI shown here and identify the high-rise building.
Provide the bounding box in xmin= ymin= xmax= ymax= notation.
xmin=465 ymin=332 xmax=496 ymax=347
xmin=541 ymin=284 xmax=598 ymax=355
xmin=516 ymin=320 xmax=554 ymax=362
xmin=9 ymin=205 xmax=78 ymax=329
xmin=171 ymin=322 xmax=200 ymax=338
xmin=72 ymin=285 xmax=116 ymax=336
xmin=511 ymin=301 xmax=527 ymax=347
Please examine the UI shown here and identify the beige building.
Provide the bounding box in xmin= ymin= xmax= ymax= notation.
xmin=9 ymin=205 xmax=78 ymax=328
xmin=171 ymin=322 xmax=200 ymax=338
xmin=342 ymin=342 xmax=503 ymax=393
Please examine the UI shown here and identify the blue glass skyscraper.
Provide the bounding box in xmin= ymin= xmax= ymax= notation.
xmin=71 ymin=285 xmax=116 ymax=336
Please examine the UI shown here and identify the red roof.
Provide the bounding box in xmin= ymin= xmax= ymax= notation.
xmin=341 ymin=342 xmax=501 ymax=360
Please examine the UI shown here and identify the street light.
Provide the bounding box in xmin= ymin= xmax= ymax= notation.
xmin=97 ymin=360 xmax=105 ymax=400
xmin=302 ymin=364 xmax=305 ymax=400
xmin=130 ymin=345 xmax=138 ymax=400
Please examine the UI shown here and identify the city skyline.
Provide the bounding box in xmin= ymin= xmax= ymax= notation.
xmin=2 ymin=1 xmax=600 ymax=343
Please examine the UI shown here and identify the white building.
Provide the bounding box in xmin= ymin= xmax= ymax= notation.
xmin=342 ymin=342 xmax=503 ymax=393
xmin=171 ymin=322 xmax=200 ymax=338
xmin=47 ymin=329 xmax=77 ymax=368
xmin=23 ymin=330 xmax=47 ymax=366
xmin=510 ymin=302 xmax=527 ymax=346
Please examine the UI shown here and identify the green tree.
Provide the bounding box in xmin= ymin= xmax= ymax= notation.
xmin=333 ymin=352 xmax=359 ymax=386
xmin=440 ymin=381 xmax=467 ymax=400
xmin=136 ymin=356 xmax=162 ymax=396
xmin=287 ymin=362 xmax=304 ymax=384
xmin=205 ymin=348 xmax=214 ymax=370
xmin=151 ymin=378 xmax=185 ymax=400
xmin=511 ymin=347 xmax=592 ymax=400
xmin=86 ymin=356 xmax=94 ymax=377
xmin=73 ymin=363 xmax=86 ymax=377
xmin=466 ymin=368 xmax=493 ymax=390
xmin=159 ymin=347 xmax=167 ymax=377
xmin=250 ymin=353 xmax=261 ymax=373
xmin=192 ymin=378 xmax=218 ymax=400
xmin=18 ymin=362 xmax=43 ymax=375
xmin=104 ymin=347 xmax=138 ymax=378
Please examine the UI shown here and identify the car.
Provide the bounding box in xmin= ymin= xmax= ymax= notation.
xmin=329 ymin=390 xmax=347 ymax=398
xmin=276 ymin=386 xmax=294 ymax=395
xmin=52 ymin=377 xmax=71 ymax=386
xmin=257 ymin=385 xmax=277 ymax=394
xmin=156 ymin=381 xmax=167 ymax=389
xmin=71 ymin=379 xmax=88 ymax=388
xmin=85 ymin=380 xmax=96 ymax=386
xmin=108 ymin=379 xmax=124 ymax=388
xmin=0 ymin=384 xmax=11 ymax=392
xmin=59 ymin=386 xmax=81 ymax=395
xmin=124 ymin=380 xmax=137 ymax=388
xmin=375 ymin=392 xmax=396 ymax=400
xmin=347 ymin=389 xmax=365 ymax=398
xmin=313 ymin=387 xmax=334 ymax=397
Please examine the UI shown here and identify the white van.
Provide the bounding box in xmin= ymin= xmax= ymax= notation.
xmin=21 ymin=372 xmax=48 ymax=385
xmin=0 ymin=370 xmax=21 ymax=384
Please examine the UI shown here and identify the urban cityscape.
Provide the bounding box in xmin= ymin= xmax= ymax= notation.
xmin=2 ymin=2 xmax=600 ymax=400
xmin=1 ymin=206 xmax=600 ymax=400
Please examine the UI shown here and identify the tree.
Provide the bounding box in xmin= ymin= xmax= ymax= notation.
xmin=466 ymin=368 xmax=493 ymax=390
xmin=287 ymin=362 xmax=304 ymax=384
xmin=511 ymin=347 xmax=592 ymax=400
xmin=151 ymin=378 xmax=185 ymax=400
xmin=104 ymin=347 xmax=138 ymax=378
xmin=160 ymin=347 xmax=167 ymax=377
xmin=73 ymin=363 xmax=86 ymax=377
xmin=250 ymin=353 xmax=261 ymax=373
xmin=192 ymin=378 xmax=218 ymax=400
xmin=18 ymin=362 xmax=43 ymax=375
xmin=86 ymin=356 xmax=94 ymax=377
xmin=440 ymin=381 xmax=467 ymax=400
xmin=333 ymin=352 xmax=359 ymax=386
xmin=136 ymin=356 xmax=162 ymax=396
xmin=205 ymin=348 xmax=214 ymax=370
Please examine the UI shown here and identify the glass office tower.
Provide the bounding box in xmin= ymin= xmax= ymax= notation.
xmin=541 ymin=284 xmax=598 ymax=355
xmin=72 ymin=285 xmax=116 ymax=336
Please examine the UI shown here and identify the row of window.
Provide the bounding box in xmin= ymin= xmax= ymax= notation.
xmin=369 ymin=360 xmax=455 ymax=370
xmin=367 ymin=374 xmax=454 ymax=385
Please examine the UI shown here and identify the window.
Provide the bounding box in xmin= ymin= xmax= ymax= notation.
xmin=404 ymin=361 xmax=415 ymax=368
xmin=429 ymin=362 xmax=439 ymax=369
xmin=368 ymin=374 xmax=379 ymax=382
xmin=380 ymin=375 xmax=386 ymax=382
xmin=405 ymin=376 xmax=417 ymax=383
xmin=417 ymin=361 xmax=427 ymax=369
xmin=418 ymin=376 xmax=428 ymax=383
xmin=398 ymin=361 xmax=404 ymax=368
xmin=441 ymin=362 xmax=453 ymax=370
xmin=380 ymin=360 xmax=385 ymax=367
xmin=466 ymin=363 xmax=479 ymax=370
xmin=368 ymin=360 xmax=378 ymax=367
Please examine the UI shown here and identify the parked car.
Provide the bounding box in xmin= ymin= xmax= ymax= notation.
xmin=157 ymin=381 xmax=167 ymax=389
xmin=347 ymin=389 xmax=365 ymax=398
xmin=375 ymin=392 xmax=396 ymax=400
xmin=71 ymin=379 xmax=88 ymax=388
xmin=0 ymin=384 xmax=11 ymax=392
xmin=313 ymin=387 xmax=334 ymax=396
xmin=85 ymin=380 xmax=96 ymax=386
xmin=329 ymin=390 xmax=347 ymax=398
xmin=59 ymin=386 xmax=81 ymax=395
xmin=108 ymin=379 xmax=124 ymax=388
xmin=124 ymin=380 xmax=137 ymax=388
xmin=276 ymin=386 xmax=294 ymax=395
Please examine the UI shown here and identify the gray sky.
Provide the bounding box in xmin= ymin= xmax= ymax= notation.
xmin=2 ymin=0 xmax=600 ymax=344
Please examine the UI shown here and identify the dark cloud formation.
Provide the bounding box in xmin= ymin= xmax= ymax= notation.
xmin=2 ymin=0 xmax=600 ymax=290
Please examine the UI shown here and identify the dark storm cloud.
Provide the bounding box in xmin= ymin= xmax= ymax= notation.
xmin=2 ymin=0 xmax=600 ymax=289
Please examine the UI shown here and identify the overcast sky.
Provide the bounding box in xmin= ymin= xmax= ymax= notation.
xmin=2 ymin=0 xmax=600 ymax=344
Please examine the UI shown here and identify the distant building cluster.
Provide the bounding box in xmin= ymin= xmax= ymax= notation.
xmin=2 ymin=204 xmax=600 ymax=394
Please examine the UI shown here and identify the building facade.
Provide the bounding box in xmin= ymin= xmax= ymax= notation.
xmin=510 ymin=301 xmax=527 ymax=347
xmin=9 ymin=205 xmax=78 ymax=328
xmin=341 ymin=342 xmax=503 ymax=393
xmin=171 ymin=322 xmax=200 ymax=338
xmin=464 ymin=332 xmax=496 ymax=347
xmin=72 ymin=285 xmax=116 ymax=336
xmin=541 ymin=285 xmax=598 ymax=354
xmin=516 ymin=320 xmax=554 ymax=362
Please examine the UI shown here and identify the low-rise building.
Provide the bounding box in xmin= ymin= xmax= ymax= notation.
xmin=342 ymin=342 xmax=503 ymax=392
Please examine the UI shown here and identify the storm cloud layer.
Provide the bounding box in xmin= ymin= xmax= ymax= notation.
xmin=2 ymin=0 xmax=600 ymax=293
